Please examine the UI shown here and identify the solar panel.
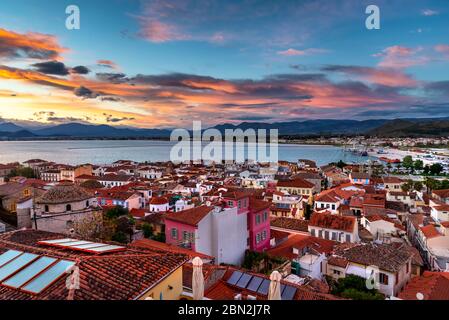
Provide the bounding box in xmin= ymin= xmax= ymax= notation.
xmin=39 ymin=239 xmax=126 ymax=254
xmin=0 ymin=250 xmax=23 ymax=268
xmin=0 ymin=253 xmax=38 ymax=281
xmin=22 ymin=260 xmax=75 ymax=294
xmin=57 ymin=241 xmax=92 ymax=247
xmin=247 ymin=276 xmax=264 ymax=292
xmin=226 ymin=271 xmax=243 ymax=285
xmin=3 ymin=256 xmax=57 ymax=288
xmin=69 ymin=243 xmax=109 ymax=250
xmin=257 ymin=279 xmax=270 ymax=295
xmin=87 ymin=245 xmax=125 ymax=253
xmin=281 ymin=285 xmax=297 ymax=300
xmin=38 ymin=238 xmax=75 ymax=244
xmin=236 ymin=273 xmax=252 ymax=288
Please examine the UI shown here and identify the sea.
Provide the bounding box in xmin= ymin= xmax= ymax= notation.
xmin=0 ymin=140 xmax=376 ymax=166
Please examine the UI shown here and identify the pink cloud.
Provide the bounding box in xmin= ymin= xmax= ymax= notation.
xmin=374 ymin=45 xmax=429 ymax=69
xmin=139 ymin=19 xmax=189 ymax=43
xmin=277 ymin=48 xmax=327 ymax=56
xmin=435 ymin=44 xmax=449 ymax=54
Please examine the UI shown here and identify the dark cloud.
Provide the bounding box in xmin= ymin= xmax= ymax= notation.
xmin=96 ymin=73 xmax=128 ymax=83
xmin=71 ymin=65 xmax=90 ymax=74
xmin=102 ymin=113 xmax=135 ymax=123
xmin=230 ymin=115 xmax=273 ymax=121
xmin=31 ymin=61 xmax=69 ymax=75
xmin=426 ymin=81 xmax=449 ymax=96
xmin=74 ymin=86 xmax=99 ymax=99
xmin=101 ymin=96 xmax=123 ymax=102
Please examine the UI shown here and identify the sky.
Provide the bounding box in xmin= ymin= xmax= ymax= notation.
xmin=0 ymin=0 xmax=449 ymax=128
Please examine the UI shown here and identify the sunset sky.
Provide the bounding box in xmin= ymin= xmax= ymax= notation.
xmin=0 ymin=0 xmax=449 ymax=128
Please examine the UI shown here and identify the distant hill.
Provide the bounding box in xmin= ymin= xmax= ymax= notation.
xmin=213 ymin=119 xmax=388 ymax=136
xmin=1 ymin=117 xmax=449 ymax=139
xmin=0 ymin=129 xmax=36 ymax=138
xmin=368 ymin=119 xmax=449 ymax=137
xmin=33 ymin=123 xmax=171 ymax=138
xmin=0 ymin=122 xmax=25 ymax=133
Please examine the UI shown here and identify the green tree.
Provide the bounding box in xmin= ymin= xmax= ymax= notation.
xmin=402 ymin=156 xmax=414 ymax=169
xmin=105 ymin=206 xmax=129 ymax=219
xmin=413 ymin=181 xmax=423 ymax=192
xmin=430 ymin=163 xmax=443 ymax=176
xmin=331 ymin=275 xmax=384 ymax=300
xmin=413 ymin=160 xmax=424 ymax=171
xmin=142 ymin=223 xmax=154 ymax=238
xmin=424 ymin=177 xmax=439 ymax=193
xmin=7 ymin=167 xmax=36 ymax=179
xmin=401 ymin=180 xmax=414 ymax=192
xmin=438 ymin=180 xmax=449 ymax=190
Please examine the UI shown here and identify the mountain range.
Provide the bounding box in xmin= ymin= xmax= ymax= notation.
xmin=0 ymin=117 xmax=448 ymax=139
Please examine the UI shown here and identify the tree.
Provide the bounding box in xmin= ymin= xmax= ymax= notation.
xmin=141 ymin=223 xmax=154 ymax=239
xmin=402 ymin=156 xmax=414 ymax=169
xmin=114 ymin=215 xmax=135 ymax=243
xmin=331 ymin=274 xmax=384 ymax=300
xmin=430 ymin=163 xmax=443 ymax=176
xmin=7 ymin=167 xmax=36 ymax=179
xmin=413 ymin=160 xmax=424 ymax=171
xmin=438 ymin=180 xmax=449 ymax=190
xmin=401 ymin=180 xmax=414 ymax=193
xmin=105 ymin=206 xmax=129 ymax=219
xmin=424 ymin=177 xmax=439 ymax=193
xmin=413 ymin=181 xmax=423 ymax=192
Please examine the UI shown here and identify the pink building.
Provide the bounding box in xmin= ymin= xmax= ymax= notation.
xmin=221 ymin=190 xmax=271 ymax=252
xmin=248 ymin=198 xmax=271 ymax=251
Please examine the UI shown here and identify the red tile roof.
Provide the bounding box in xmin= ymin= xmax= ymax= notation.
xmin=277 ymin=178 xmax=314 ymax=189
xmin=266 ymin=234 xmax=336 ymax=259
xmin=204 ymin=267 xmax=340 ymax=300
xmin=150 ymin=196 xmax=168 ymax=205
xmin=399 ymin=272 xmax=449 ymax=300
xmin=309 ymin=212 xmax=356 ymax=233
xmin=270 ymin=217 xmax=309 ymax=233
xmin=131 ymin=239 xmax=214 ymax=260
xmin=0 ymin=230 xmax=187 ymax=300
xmin=164 ymin=205 xmax=213 ymax=226
xmin=420 ymin=224 xmax=441 ymax=239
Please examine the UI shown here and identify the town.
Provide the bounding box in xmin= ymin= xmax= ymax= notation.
xmin=0 ymin=150 xmax=448 ymax=301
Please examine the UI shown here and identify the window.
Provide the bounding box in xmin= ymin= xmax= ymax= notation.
xmin=324 ymin=231 xmax=330 ymax=240
xmin=379 ymin=273 xmax=389 ymax=285
xmin=171 ymin=228 xmax=178 ymax=240
xmin=256 ymin=233 xmax=261 ymax=244
xmin=264 ymin=211 xmax=268 ymax=222
xmin=406 ymin=262 xmax=410 ymax=273
xmin=228 ymin=201 xmax=233 ymax=207
xmin=345 ymin=234 xmax=351 ymax=242
xmin=333 ymin=269 xmax=341 ymax=275
xmin=262 ymin=230 xmax=267 ymax=240
xmin=238 ymin=200 xmax=241 ymax=209
xmin=318 ymin=230 xmax=323 ymax=238
xmin=311 ymin=229 xmax=316 ymax=237
xmin=332 ymin=232 xmax=337 ymax=241
xmin=66 ymin=204 xmax=72 ymax=212
xmin=44 ymin=205 xmax=49 ymax=213
xmin=86 ymin=200 xmax=89 ymax=208
xmin=256 ymin=215 xmax=261 ymax=225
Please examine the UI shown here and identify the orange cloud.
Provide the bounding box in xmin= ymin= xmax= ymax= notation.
xmin=0 ymin=28 xmax=66 ymax=60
